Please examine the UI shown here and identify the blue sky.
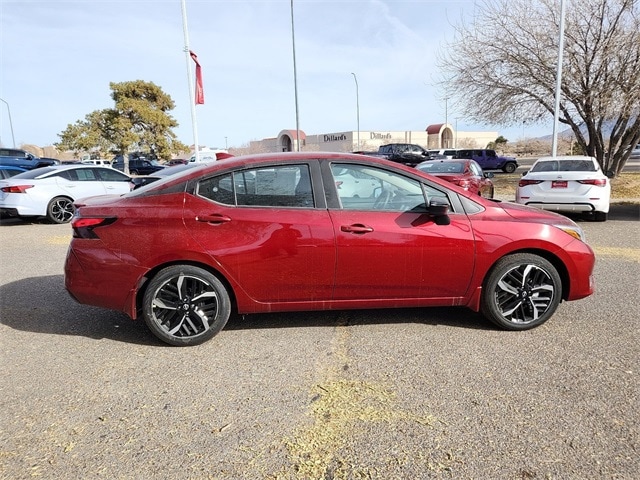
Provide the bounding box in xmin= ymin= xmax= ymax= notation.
xmin=0 ymin=0 xmax=553 ymax=150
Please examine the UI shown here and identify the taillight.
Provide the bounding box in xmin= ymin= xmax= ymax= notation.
xmin=578 ymin=179 xmax=607 ymax=187
xmin=1 ymin=185 xmax=34 ymax=193
xmin=71 ymin=217 xmax=117 ymax=239
xmin=518 ymin=179 xmax=543 ymax=187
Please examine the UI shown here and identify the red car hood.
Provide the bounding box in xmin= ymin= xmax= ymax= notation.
xmin=494 ymin=199 xmax=576 ymax=226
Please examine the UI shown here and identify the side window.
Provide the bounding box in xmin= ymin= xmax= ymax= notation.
xmin=197 ymin=165 xmax=314 ymax=208
xmin=198 ymin=173 xmax=235 ymax=205
xmin=96 ymin=168 xmax=130 ymax=181
xmin=469 ymin=162 xmax=481 ymax=176
xmin=74 ymin=169 xmax=98 ymax=181
xmin=237 ymin=165 xmax=313 ymax=207
xmin=330 ymin=163 xmax=429 ymax=212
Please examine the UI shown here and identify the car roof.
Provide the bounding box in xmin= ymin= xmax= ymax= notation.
xmin=127 ymin=151 xmax=425 ymax=195
xmin=535 ymin=155 xmax=596 ymax=162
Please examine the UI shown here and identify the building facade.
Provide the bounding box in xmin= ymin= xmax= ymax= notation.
xmin=248 ymin=124 xmax=498 ymax=153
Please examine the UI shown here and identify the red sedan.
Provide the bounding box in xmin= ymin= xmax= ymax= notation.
xmin=64 ymin=152 xmax=595 ymax=346
xmin=416 ymin=159 xmax=495 ymax=198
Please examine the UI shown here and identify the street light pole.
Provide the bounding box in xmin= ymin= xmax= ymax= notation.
xmin=551 ymin=0 xmax=567 ymax=156
xmin=351 ymin=73 xmax=360 ymax=151
xmin=0 ymin=97 xmax=16 ymax=147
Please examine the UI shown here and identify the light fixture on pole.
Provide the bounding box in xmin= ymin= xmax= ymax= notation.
xmin=290 ymin=0 xmax=301 ymax=152
xmin=351 ymin=73 xmax=360 ymax=151
xmin=0 ymin=97 xmax=16 ymax=147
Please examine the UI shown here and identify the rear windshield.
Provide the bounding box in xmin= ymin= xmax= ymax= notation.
xmin=9 ymin=167 xmax=57 ymax=179
xmin=418 ymin=162 xmax=465 ymax=173
xmin=531 ymin=159 xmax=597 ymax=172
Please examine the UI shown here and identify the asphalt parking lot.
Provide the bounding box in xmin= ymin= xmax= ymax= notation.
xmin=1 ymin=205 xmax=638 ymax=479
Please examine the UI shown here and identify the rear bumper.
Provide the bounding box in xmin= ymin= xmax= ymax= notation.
xmin=522 ymin=201 xmax=609 ymax=214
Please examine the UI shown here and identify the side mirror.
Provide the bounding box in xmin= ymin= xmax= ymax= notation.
xmin=428 ymin=199 xmax=451 ymax=225
xmin=484 ymin=172 xmax=494 ymax=178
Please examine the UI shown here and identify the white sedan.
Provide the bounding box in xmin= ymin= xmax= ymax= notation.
xmin=516 ymin=155 xmax=610 ymax=221
xmin=0 ymin=165 xmax=131 ymax=223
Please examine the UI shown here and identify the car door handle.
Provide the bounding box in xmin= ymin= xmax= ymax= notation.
xmin=341 ymin=224 xmax=374 ymax=234
xmin=196 ymin=214 xmax=232 ymax=224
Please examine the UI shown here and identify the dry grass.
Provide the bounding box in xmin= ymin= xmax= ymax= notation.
xmin=493 ymin=172 xmax=640 ymax=200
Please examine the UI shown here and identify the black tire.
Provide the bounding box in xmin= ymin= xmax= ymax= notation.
xmin=594 ymin=211 xmax=607 ymax=222
xmin=502 ymin=162 xmax=517 ymax=173
xmin=481 ymin=253 xmax=562 ymax=330
xmin=46 ymin=196 xmax=75 ymax=224
xmin=142 ymin=265 xmax=231 ymax=346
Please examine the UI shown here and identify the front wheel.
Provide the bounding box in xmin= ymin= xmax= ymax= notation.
xmin=142 ymin=265 xmax=231 ymax=346
xmin=46 ymin=196 xmax=75 ymax=223
xmin=481 ymin=254 xmax=562 ymax=330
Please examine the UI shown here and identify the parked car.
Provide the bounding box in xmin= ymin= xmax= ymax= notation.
xmin=629 ymin=144 xmax=640 ymax=159
xmin=81 ymin=159 xmax=112 ymax=167
xmin=0 ymin=165 xmax=132 ymax=223
xmin=64 ymin=152 xmax=595 ymax=346
xmin=0 ymin=165 xmax=27 ymax=179
xmin=130 ymin=163 xmax=200 ymax=189
xmin=168 ymin=159 xmax=189 ymax=166
xmin=0 ymin=148 xmax=56 ymax=170
xmin=416 ymin=159 xmax=494 ymax=198
xmin=449 ymin=149 xmax=519 ymax=173
xmin=375 ymin=143 xmax=431 ymax=167
xmin=112 ymin=155 xmax=165 ymax=175
xmin=516 ymin=155 xmax=610 ymax=222
xmin=332 ymin=166 xmax=381 ymax=198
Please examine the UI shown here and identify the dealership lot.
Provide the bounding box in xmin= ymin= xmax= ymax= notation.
xmin=1 ymin=206 xmax=638 ymax=478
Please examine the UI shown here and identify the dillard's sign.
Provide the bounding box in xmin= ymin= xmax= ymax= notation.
xmin=322 ymin=132 xmax=393 ymax=142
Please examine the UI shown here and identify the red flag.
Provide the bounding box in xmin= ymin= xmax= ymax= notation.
xmin=190 ymin=50 xmax=204 ymax=105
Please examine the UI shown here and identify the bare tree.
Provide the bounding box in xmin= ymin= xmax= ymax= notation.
xmin=438 ymin=0 xmax=640 ymax=176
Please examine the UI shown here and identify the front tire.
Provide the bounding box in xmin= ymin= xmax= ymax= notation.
xmin=142 ymin=265 xmax=231 ymax=346
xmin=481 ymin=254 xmax=562 ymax=330
xmin=46 ymin=196 xmax=75 ymax=223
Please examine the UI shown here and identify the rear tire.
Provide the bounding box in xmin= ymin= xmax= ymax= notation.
xmin=502 ymin=162 xmax=517 ymax=173
xmin=46 ymin=196 xmax=75 ymax=224
xmin=481 ymin=254 xmax=562 ymax=330
xmin=142 ymin=265 xmax=231 ymax=346
xmin=594 ymin=211 xmax=607 ymax=222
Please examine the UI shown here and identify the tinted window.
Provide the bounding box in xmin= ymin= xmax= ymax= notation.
xmin=96 ymin=168 xmax=131 ymax=181
xmin=418 ymin=162 xmax=465 ymax=174
xmin=531 ymin=160 xmax=597 ymax=172
xmin=198 ymin=164 xmax=314 ymax=208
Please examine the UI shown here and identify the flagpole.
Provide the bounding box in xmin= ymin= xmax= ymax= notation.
xmin=181 ymin=0 xmax=200 ymax=162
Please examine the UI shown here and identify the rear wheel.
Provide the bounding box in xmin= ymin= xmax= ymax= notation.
xmin=594 ymin=211 xmax=607 ymax=222
xmin=142 ymin=265 xmax=231 ymax=346
xmin=502 ymin=162 xmax=517 ymax=173
xmin=46 ymin=196 xmax=75 ymax=223
xmin=481 ymin=254 xmax=562 ymax=330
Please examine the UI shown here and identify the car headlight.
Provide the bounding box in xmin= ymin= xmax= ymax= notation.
xmin=555 ymin=224 xmax=587 ymax=243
